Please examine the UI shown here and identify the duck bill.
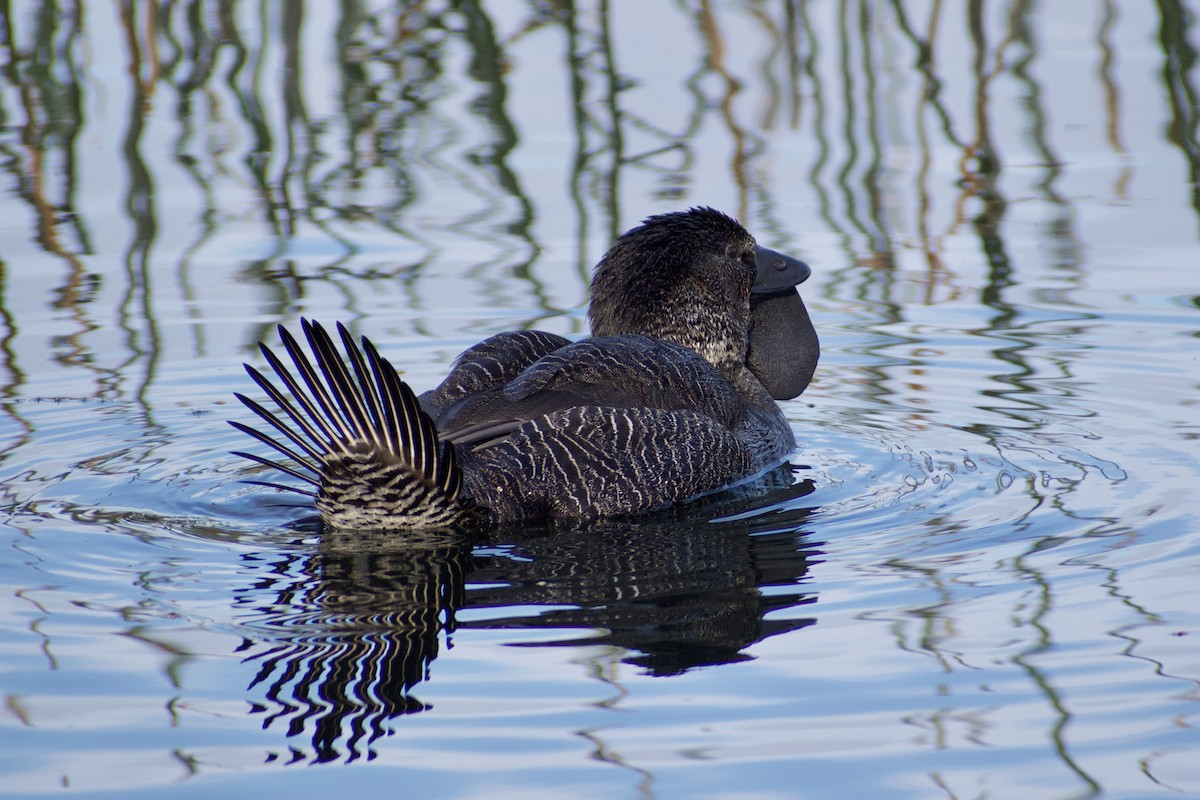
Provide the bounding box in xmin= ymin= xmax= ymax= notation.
xmin=747 ymin=257 xmax=819 ymax=400
xmin=752 ymin=245 xmax=811 ymax=294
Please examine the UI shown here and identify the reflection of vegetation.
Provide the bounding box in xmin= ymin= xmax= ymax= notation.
xmin=0 ymin=2 xmax=89 ymax=268
xmin=1157 ymin=0 xmax=1200 ymax=232
xmin=2 ymin=1 xmax=1194 ymax=346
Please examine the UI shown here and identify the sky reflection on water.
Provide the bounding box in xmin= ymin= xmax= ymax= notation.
xmin=1 ymin=2 xmax=1199 ymax=798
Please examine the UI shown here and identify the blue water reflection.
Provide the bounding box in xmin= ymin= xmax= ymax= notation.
xmin=2 ymin=2 xmax=1199 ymax=798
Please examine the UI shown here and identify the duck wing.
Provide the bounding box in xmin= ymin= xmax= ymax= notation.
xmin=430 ymin=334 xmax=744 ymax=449
xmin=420 ymin=330 xmax=572 ymax=421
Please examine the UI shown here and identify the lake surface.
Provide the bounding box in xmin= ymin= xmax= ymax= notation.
xmin=2 ymin=2 xmax=1199 ymax=798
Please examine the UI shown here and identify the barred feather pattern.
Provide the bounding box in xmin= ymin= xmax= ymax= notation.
xmin=230 ymin=319 xmax=476 ymax=529
xmin=464 ymin=405 xmax=755 ymax=522
xmin=420 ymin=329 xmax=572 ymax=422
xmin=317 ymin=443 xmax=473 ymax=528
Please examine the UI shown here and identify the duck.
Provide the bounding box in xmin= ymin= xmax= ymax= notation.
xmin=231 ymin=207 xmax=819 ymax=528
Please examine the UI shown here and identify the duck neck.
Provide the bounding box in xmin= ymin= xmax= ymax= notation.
xmin=726 ymin=361 xmax=776 ymax=408
xmin=654 ymin=289 xmax=751 ymax=380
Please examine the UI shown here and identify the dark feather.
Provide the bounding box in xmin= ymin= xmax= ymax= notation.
xmin=231 ymin=319 xmax=465 ymax=517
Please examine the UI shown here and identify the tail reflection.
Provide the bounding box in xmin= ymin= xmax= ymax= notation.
xmin=236 ymin=467 xmax=820 ymax=762
xmin=235 ymin=530 xmax=472 ymax=763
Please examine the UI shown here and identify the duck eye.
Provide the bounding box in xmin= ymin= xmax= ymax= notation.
xmin=725 ymin=244 xmax=740 ymax=260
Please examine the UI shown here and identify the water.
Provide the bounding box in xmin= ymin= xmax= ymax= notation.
xmin=2 ymin=2 xmax=1199 ymax=798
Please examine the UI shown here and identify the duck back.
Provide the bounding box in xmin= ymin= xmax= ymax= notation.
xmin=460 ymin=403 xmax=754 ymax=521
xmin=423 ymin=334 xmax=745 ymax=447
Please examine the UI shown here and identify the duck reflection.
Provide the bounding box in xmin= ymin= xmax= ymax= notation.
xmin=235 ymin=466 xmax=820 ymax=763
xmin=234 ymin=528 xmax=473 ymax=763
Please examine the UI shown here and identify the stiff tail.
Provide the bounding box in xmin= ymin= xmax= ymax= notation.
xmin=230 ymin=318 xmax=473 ymax=528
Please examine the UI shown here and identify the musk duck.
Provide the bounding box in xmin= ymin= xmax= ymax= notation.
xmin=231 ymin=207 xmax=819 ymax=528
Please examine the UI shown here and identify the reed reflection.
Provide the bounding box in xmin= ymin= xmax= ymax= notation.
xmin=2 ymin=1 xmax=1193 ymax=401
xmin=233 ymin=467 xmax=820 ymax=763
xmin=1157 ymin=0 xmax=1200 ymax=229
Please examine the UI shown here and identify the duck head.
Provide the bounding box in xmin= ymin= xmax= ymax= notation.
xmin=588 ymin=207 xmax=819 ymax=400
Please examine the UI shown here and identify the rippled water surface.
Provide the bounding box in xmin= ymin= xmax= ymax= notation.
xmin=2 ymin=3 xmax=1199 ymax=799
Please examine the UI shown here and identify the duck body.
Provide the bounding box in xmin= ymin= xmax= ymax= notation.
xmin=420 ymin=332 xmax=790 ymax=522
xmin=232 ymin=208 xmax=819 ymax=529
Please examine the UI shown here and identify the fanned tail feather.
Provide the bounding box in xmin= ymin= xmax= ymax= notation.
xmin=230 ymin=319 xmax=471 ymax=528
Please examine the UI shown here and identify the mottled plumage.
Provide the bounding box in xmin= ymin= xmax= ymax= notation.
xmin=232 ymin=207 xmax=819 ymax=528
